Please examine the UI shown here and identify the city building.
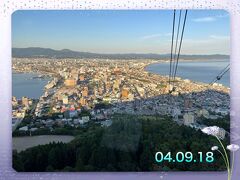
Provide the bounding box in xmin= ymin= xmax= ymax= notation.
xmin=64 ymin=79 xmax=77 ymax=87
xmin=121 ymin=88 xmax=129 ymax=99
xmin=82 ymin=87 xmax=88 ymax=97
xmin=183 ymin=112 xmax=195 ymax=126
xmin=22 ymin=96 xmax=29 ymax=107
xmin=62 ymin=95 xmax=69 ymax=104
xmin=79 ymin=74 xmax=85 ymax=81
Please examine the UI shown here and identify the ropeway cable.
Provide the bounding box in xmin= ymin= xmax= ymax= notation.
xmin=168 ymin=10 xmax=188 ymax=93
xmin=168 ymin=10 xmax=176 ymax=92
xmin=209 ymin=64 xmax=230 ymax=85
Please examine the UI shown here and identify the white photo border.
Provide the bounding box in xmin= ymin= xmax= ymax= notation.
xmin=1 ymin=0 xmax=240 ymax=180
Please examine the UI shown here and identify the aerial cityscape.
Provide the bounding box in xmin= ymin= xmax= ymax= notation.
xmin=12 ymin=10 xmax=230 ymax=172
xmin=12 ymin=58 xmax=229 ymax=136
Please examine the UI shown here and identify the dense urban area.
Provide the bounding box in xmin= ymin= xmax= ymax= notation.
xmin=12 ymin=58 xmax=230 ymax=172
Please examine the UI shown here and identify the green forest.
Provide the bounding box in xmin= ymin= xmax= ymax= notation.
xmin=13 ymin=114 xmax=229 ymax=172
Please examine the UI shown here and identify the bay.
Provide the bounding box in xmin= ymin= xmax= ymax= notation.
xmin=12 ymin=72 xmax=50 ymax=99
xmin=145 ymin=59 xmax=230 ymax=87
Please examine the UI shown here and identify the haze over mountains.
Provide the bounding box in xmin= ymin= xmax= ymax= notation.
xmin=12 ymin=47 xmax=229 ymax=60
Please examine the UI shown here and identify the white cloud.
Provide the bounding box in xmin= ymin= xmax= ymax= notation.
xmin=192 ymin=13 xmax=229 ymax=23
xmin=192 ymin=17 xmax=216 ymax=22
xmin=209 ymin=35 xmax=229 ymax=40
xmin=183 ymin=35 xmax=229 ymax=43
xmin=140 ymin=33 xmax=171 ymax=40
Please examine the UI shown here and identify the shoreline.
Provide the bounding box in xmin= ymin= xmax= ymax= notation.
xmin=12 ymin=70 xmax=52 ymax=78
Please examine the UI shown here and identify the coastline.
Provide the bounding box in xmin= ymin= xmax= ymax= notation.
xmin=12 ymin=70 xmax=51 ymax=78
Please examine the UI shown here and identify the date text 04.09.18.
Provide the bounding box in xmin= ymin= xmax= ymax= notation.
xmin=155 ymin=151 xmax=214 ymax=163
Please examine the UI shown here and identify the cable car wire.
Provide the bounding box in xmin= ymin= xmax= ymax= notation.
xmin=168 ymin=10 xmax=176 ymax=90
xmin=171 ymin=10 xmax=182 ymax=79
xmin=210 ymin=64 xmax=230 ymax=84
xmin=173 ymin=10 xmax=188 ymax=83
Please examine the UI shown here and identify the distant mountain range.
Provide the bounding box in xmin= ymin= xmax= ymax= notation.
xmin=12 ymin=47 xmax=229 ymax=60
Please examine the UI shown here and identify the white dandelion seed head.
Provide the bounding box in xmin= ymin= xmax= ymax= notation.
xmin=227 ymin=144 xmax=240 ymax=152
xmin=201 ymin=126 xmax=220 ymax=136
xmin=211 ymin=146 xmax=219 ymax=151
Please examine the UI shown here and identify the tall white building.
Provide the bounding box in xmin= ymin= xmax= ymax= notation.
xmin=183 ymin=112 xmax=195 ymax=126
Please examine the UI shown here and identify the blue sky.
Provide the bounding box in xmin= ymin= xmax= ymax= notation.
xmin=12 ymin=10 xmax=229 ymax=55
